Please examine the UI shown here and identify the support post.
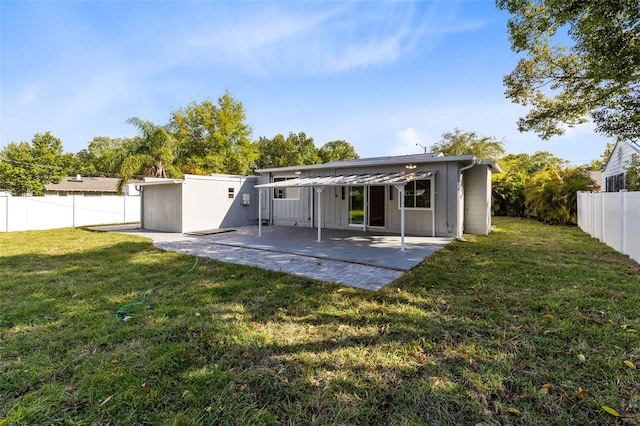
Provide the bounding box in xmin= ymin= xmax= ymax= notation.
xmin=258 ymin=188 xmax=263 ymax=237
xmin=395 ymin=184 xmax=406 ymax=252
xmin=315 ymin=187 xmax=324 ymax=242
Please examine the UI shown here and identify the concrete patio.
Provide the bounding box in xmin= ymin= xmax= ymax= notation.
xmin=97 ymin=224 xmax=452 ymax=290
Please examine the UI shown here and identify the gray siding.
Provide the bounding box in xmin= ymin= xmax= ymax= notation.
xmin=142 ymin=184 xmax=183 ymax=232
xmin=140 ymin=174 xmax=258 ymax=233
xmin=463 ymin=165 xmax=491 ymax=235
xmin=181 ymin=175 xmax=258 ymax=232
xmin=267 ymin=163 xmax=460 ymax=237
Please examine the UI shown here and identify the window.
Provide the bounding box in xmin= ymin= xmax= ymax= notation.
xmin=605 ymin=173 xmax=627 ymax=192
xmin=349 ymin=186 xmax=364 ymax=225
xmin=228 ymin=187 xmax=235 ymax=199
xmin=402 ymin=179 xmax=432 ymax=209
xmin=273 ymin=177 xmax=300 ymax=199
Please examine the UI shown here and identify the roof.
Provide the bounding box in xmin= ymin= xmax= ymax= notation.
xmin=256 ymin=170 xmax=434 ymax=188
xmin=44 ymin=176 xmax=130 ymax=193
xmin=602 ymin=139 xmax=640 ymax=171
xmin=135 ymin=174 xmax=257 ymax=187
xmin=256 ymin=152 xmax=501 ymax=174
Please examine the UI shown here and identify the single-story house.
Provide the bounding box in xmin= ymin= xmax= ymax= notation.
xmin=137 ymin=174 xmax=258 ymax=233
xmin=255 ymin=153 xmax=501 ymax=241
xmin=602 ymin=140 xmax=640 ymax=192
xmin=45 ymin=175 xmax=140 ymax=196
xmin=137 ymin=153 xmax=501 ymax=244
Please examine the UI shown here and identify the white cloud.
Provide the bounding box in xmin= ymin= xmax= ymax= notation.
xmin=393 ymin=127 xmax=425 ymax=156
xmin=176 ymin=1 xmax=485 ymax=76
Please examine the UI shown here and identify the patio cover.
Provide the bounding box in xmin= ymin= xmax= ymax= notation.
xmin=255 ymin=170 xmax=433 ymax=189
xmin=256 ymin=171 xmax=434 ymax=251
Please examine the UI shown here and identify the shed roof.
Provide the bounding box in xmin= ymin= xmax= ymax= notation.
xmin=256 ymin=171 xmax=433 ymax=188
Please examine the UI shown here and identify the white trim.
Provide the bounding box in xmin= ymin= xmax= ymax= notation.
xmin=256 ymin=171 xmax=434 ymax=189
xmin=397 ymin=178 xmax=434 ymax=211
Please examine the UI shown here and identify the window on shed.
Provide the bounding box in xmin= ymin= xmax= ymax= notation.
xmin=402 ymin=179 xmax=432 ymax=209
xmin=273 ymin=177 xmax=300 ymax=199
xmin=228 ymin=188 xmax=235 ymax=199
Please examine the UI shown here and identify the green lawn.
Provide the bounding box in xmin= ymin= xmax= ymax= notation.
xmin=1 ymin=218 xmax=638 ymax=425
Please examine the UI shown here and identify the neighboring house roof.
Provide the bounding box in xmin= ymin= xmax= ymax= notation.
xmin=45 ymin=176 xmax=140 ymax=193
xmin=256 ymin=152 xmax=502 ymax=174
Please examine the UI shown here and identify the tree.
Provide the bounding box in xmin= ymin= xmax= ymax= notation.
xmin=492 ymin=151 xmax=568 ymax=217
xmin=255 ymin=132 xmax=320 ymax=169
xmin=626 ymin=156 xmax=640 ymax=191
xmin=429 ymin=128 xmax=505 ymax=159
xmin=524 ymin=166 xmax=596 ymax=225
xmin=0 ymin=132 xmax=66 ymax=195
xmin=170 ymin=91 xmax=257 ymax=176
xmin=318 ymin=140 xmax=359 ymax=163
xmin=497 ymin=0 xmax=640 ymax=141
xmin=117 ymin=118 xmax=181 ymax=193
xmin=76 ymin=136 xmax=133 ymax=176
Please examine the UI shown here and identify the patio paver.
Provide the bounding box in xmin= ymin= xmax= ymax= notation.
xmin=97 ymin=224 xmax=451 ymax=290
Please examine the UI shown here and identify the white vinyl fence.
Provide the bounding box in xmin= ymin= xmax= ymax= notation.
xmin=577 ymin=190 xmax=640 ymax=264
xmin=0 ymin=195 xmax=140 ymax=232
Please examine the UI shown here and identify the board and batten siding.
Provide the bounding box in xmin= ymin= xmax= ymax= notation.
xmin=463 ymin=165 xmax=491 ymax=235
xmin=271 ymin=185 xmax=312 ymax=227
xmin=141 ymin=174 xmax=259 ymax=233
xmin=142 ymin=183 xmax=183 ymax=232
xmin=180 ymin=175 xmax=257 ymax=233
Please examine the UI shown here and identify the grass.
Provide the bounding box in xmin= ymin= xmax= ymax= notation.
xmin=0 ymin=217 xmax=638 ymax=425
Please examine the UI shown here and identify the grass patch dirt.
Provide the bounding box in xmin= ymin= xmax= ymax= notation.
xmin=1 ymin=218 xmax=638 ymax=425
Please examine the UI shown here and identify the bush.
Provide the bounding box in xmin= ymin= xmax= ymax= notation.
xmin=524 ymin=167 xmax=596 ymax=225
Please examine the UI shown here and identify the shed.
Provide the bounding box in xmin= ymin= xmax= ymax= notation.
xmin=137 ymin=174 xmax=258 ymax=233
xmin=602 ymin=140 xmax=640 ymax=192
xmin=256 ymin=153 xmax=501 ymax=240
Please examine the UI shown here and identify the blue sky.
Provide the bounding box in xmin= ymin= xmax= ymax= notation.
xmin=1 ymin=0 xmax=611 ymax=165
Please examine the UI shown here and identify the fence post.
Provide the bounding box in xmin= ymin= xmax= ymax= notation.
xmin=620 ymin=189 xmax=627 ymax=255
xmin=590 ymin=192 xmax=595 ymax=237
xmin=600 ymin=191 xmax=606 ymax=242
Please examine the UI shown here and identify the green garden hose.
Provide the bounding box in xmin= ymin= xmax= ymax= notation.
xmin=115 ymin=256 xmax=199 ymax=321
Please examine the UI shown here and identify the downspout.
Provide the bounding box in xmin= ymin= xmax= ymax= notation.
xmin=457 ymin=158 xmax=480 ymax=239
xmin=135 ymin=185 xmax=144 ymax=229
xmin=431 ymin=171 xmax=437 ymax=237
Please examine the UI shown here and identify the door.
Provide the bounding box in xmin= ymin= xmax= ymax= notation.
xmin=368 ymin=186 xmax=385 ymax=227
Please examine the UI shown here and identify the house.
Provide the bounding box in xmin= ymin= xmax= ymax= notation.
xmin=255 ymin=153 xmax=501 ymax=239
xmin=601 ymin=140 xmax=640 ymax=192
xmin=137 ymin=174 xmax=258 ymax=233
xmin=137 ymin=153 xmax=501 ymax=241
xmin=44 ymin=175 xmax=140 ymax=196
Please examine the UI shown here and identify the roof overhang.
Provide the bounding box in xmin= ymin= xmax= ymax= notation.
xmin=256 ymin=171 xmax=434 ymax=189
xmin=135 ymin=179 xmax=183 ymax=187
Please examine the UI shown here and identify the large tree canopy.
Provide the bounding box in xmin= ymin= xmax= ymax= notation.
xmin=0 ymin=132 xmax=66 ymax=195
xmin=170 ymin=91 xmax=256 ymax=176
xmin=429 ymin=128 xmax=506 ymax=159
xmin=76 ymin=136 xmax=133 ymax=176
xmin=318 ymin=140 xmax=359 ymax=163
xmin=255 ymin=132 xmax=321 ymax=169
xmin=497 ymin=0 xmax=640 ymax=140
